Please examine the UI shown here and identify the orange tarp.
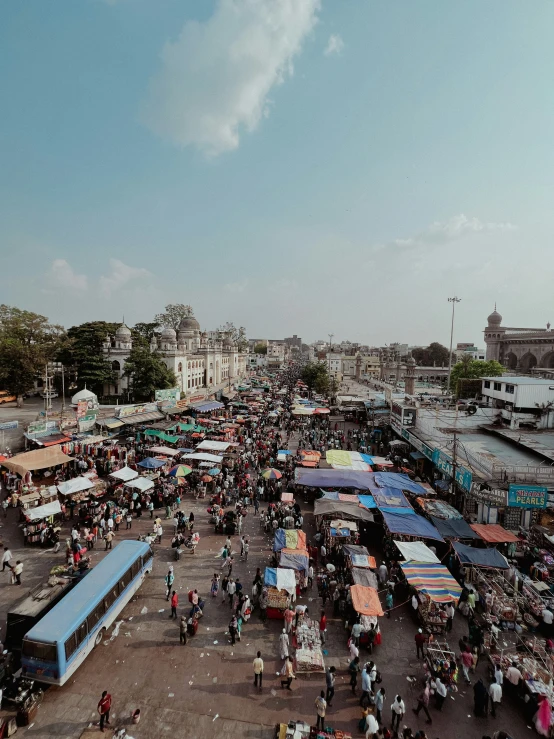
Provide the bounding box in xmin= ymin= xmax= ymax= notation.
xmin=470 ymin=523 xmax=519 ymax=544
xmin=351 ymin=584 xmax=384 ymax=617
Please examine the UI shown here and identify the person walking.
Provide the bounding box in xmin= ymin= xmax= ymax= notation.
xmin=165 ymin=568 xmax=174 ymax=600
xmin=97 ymin=690 xmax=112 ymax=732
xmin=434 ymin=677 xmax=447 ymax=711
xmin=365 ymin=711 xmax=379 ymax=739
xmin=348 ymin=656 xmax=360 ymax=694
xmin=375 ymin=686 xmax=386 ymax=725
xmin=229 ymin=615 xmax=238 ymax=645
xmin=360 ymin=663 xmax=372 ymax=706
xmin=2 ymin=546 xmax=12 ymax=572
xmin=227 ymin=578 xmax=236 ymax=607
xmin=279 ymin=628 xmax=289 ymax=660
xmin=489 ymin=677 xmax=502 ymax=717
xmin=253 ymin=651 xmax=264 ymax=689
xmin=378 ymin=561 xmax=388 ymax=586
xmin=170 ymin=591 xmax=178 ymax=619
xmin=460 ymin=645 xmax=473 ymax=684
xmin=12 ymin=560 xmax=23 ymax=585
xmin=391 ymin=695 xmax=405 ymax=734
xmin=319 ymin=610 xmax=327 ymax=645
xmin=284 ymin=606 xmax=294 ymax=634
xmin=415 ymin=629 xmax=426 ymax=659
xmin=325 ymin=666 xmax=336 ymax=707
xmin=385 ymin=588 xmax=394 ymax=619
xmin=445 ymin=602 xmax=455 ymax=632
xmin=280 ymin=656 xmax=295 ymax=690
xmin=104 ymin=530 xmax=114 ymax=551
xmin=412 ymin=682 xmax=432 ymax=723
xmin=179 ymin=615 xmax=187 ymax=644
xmin=315 ymin=691 xmax=327 ymax=731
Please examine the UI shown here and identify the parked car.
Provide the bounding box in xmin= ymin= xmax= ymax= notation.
xmin=40 ymin=391 xmax=58 ymax=400
xmin=0 ymin=391 xmax=16 ymax=404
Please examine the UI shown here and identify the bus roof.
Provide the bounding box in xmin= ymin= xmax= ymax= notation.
xmin=24 ymin=540 xmax=151 ymax=644
xmin=9 ymin=578 xmax=75 ymax=620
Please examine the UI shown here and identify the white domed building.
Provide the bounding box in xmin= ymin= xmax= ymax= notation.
xmin=102 ymin=310 xmax=247 ymax=398
xmin=71 ymin=387 xmax=99 ymax=410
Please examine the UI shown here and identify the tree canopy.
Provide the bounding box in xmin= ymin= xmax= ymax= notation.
xmin=154 ymin=304 xmax=194 ymax=331
xmin=0 ymin=305 xmax=65 ymax=404
xmin=124 ymin=347 xmax=177 ymax=401
xmin=253 ymin=343 xmax=267 ymax=354
xmin=301 ymin=361 xmax=330 ymax=396
xmin=131 ymin=322 xmax=161 ymax=348
xmin=450 ymin=357 xmax=504 ymax=392
xmin=218 ymin=322 xmax=248 ymax=352
xmin=57 ymin=321 xmax=120 ymax=396
xmin=411 ymin=342 xmax=452 ymax=367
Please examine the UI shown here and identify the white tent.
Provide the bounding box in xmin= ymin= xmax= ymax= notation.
xmin=196 ymin=440 xmax=230 ymax=452
xmin=182 ymin=453 xmax=224 ymax=464
xmin=57 ymin=477 xmax=95 ymax=496
xmin=109 ymin=466 xmax=138 ymax=482
xmin=125 ymin=477 xmax=154 ymax=492
xmin=27 ymin=500 xmax=62 ymax=521
xmin=148 ymin=446 xmax=179 ymax=457
xmin=394 ymin=540 xmax=440 ymax=564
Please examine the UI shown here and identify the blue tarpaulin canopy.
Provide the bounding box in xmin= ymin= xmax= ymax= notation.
xmin=372 ymin=488 xmax=413 ymax=510
xmin=264 ymin=567 xmax=296 ymax=593
xmin=382 ymin=510 xmax=444 ymax=542
xmin=137 ymin=457 xmax=167 ymax=469
xmin=430 ymin=516 xmax=481 ymax=540
xmin=380 ymin=506 xmax=417 ymax=515
xmin=373 ymin=472 xmax=426 ymax=494
xmin=452 ymin=541 xmax=509 ymax=569
xmin=295 ymin=469 xmax=375 ymax=490
xmin=322 ymin=491 xmax=339 ymax=500
xmin=357 ymin=495 xmax=377 ymax=509
xmin=190 ymin=401 xmax=224 ymax=412
xmin=279 ymin=549 xmax=309 ymax=572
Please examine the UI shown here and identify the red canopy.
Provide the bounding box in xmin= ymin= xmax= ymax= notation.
xmin=470 ymin=523 xmax=519 ymax=543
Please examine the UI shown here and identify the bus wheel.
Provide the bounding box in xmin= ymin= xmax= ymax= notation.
xmin=94 ymin=629 xmax=105 ymax=647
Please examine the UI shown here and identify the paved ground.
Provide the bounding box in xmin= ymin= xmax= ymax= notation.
xmin=0 ymin=415 xmax=535 ymax=739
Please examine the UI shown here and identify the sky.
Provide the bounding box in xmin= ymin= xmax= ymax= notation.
xmin=2 ymin=0 xmax=554 ymax=347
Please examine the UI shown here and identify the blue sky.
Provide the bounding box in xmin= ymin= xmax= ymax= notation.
xmin=2 ymin=0 xmax=554 ymax=346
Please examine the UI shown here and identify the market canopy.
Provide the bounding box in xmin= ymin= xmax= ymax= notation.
xmin=469 ymin=523 xmax=519 ymax=543
xmin=372 ymin=488 xmax=413 ymax=510
xmin=273 ymin=529 xmax=307 ymax=552
xmin=26 ymin=500 xmax=62 ymax=521
xmin=417 ymin=498 xmax=462 ymax=520
xmin=343 ymin=544 xmax=376 ymax=569
xmin=125 ymin=477 xmax=154 ymax=492
xmin=357 ymin=495 xmax=377 ymax=509
xmin=313 ymin=498 xmax=374 ymax=523
xmin=182 ymin=453 xmax=224 ymax=464
xmin=57 ymin=477 xmax=95 ymax=496
xmin=394 ymin=540 xmax=440 ymax=564
xmin=1 ymin=447 xmax=74 ymax=477
xmin=381 ymin=510 xmax=444 ymax=542
xmin=430 ymin=516 xmax=481 ymax=540
xmin=279 ymin=548 xmax=309 ymax=572
xmin=373 ymin=472 xmax=426 ymax=494
xmin=190 ymin=400 xmax=224 ymax=413
xmin=296 ymin=469 xmax=375 ymax=490
xmin=148 ymin=446 xmax=179 ymax=457
xmin=350 ymin=584 xmax=384 ymax=617
xmin=400 ymin=561 xmax=462 ymax=603
xmin=351 ymin=567 xmax=378 ymax=589
xmin=264 ymin=567 xmax=296 ymax=594
xmin=452 ymin=541 xmax=509 ymax=569
xmin=109 ymin=466 xmax=138 ymax=482
xmin=326 ymin=450 xmax=374 ymax=471
xmin=136 ymin=457 xmax=167 ymax=470
xmin=196 ymin=440 xmax=230 ymax=452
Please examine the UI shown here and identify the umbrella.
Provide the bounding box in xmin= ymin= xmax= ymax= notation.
xmin=261 ymin=468 xmax=282 ymax=480
xmin=137 ymin=457 xmax=166 ymax=470
xmin=169 ymin=464 xmax=192 ymax=478
xmin=201 ymin=474 xmax=213 ymax=482
xmin=208 ymin=467 xmax=220 ymax=475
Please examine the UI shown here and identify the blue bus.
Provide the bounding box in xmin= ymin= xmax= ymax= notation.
xmin=21 ymin=540 xmax=153 ymax=685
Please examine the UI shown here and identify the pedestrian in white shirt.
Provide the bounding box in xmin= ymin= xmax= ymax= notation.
xmin=2 ymin=547 xmax=12 ymax=572
xmin=390 ymin=695 xmax=405 ymax=733
xmin=494 ymin=664 xmax=503 ymax=686
xmin=489 ymin=678 xmax=502 ymax=716
xmin=365 ymin=712 xmax=379 ymax=738
xmin=349 ymin=640 xmax=359 ymax=660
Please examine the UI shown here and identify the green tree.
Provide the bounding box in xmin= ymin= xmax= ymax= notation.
xmin=0 ymin=305 xmax=65 ymax=406
xmin=124 ymin=347 xmax=177 ymax=401
xmin=218 ymin=322 xmax=249 ymax=352
xmin=154 ymin=304 xmax=194 ymax=331
xmin=450 ymin=357 xmax=504 ymax=393
xmin=301 ymin=361 xmax=330 ymax=396
xmin=412 ymin=342 xmax=452 ymax=366
xmin=131 ymin=322 xmax=161 ymax=348
xmin=253 ymin=343 xmax=267 ymax=355
xmin=57 ymin=321 xmax=120 ymax=395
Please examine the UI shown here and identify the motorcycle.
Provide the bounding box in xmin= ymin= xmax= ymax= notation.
xmin=183 ymin=532 xmax=200 ymax=553
xmin=2 ymin=676 xmax=43 ymax=711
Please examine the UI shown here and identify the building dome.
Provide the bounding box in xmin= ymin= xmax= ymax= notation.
xmin=487 ymin=307 xmax=502 ymax=326
xmin=177 ymin=315 xmax=200 ymax=332
xmin=71 ymin=387 xmax=98 ymax=407
xmin=407 ymin=355 xmax=416 ymax=366
xmin=161 ymin=326 xmax=177 ymax=340
xmin=115 ymin=323 xmax=132 ymax=338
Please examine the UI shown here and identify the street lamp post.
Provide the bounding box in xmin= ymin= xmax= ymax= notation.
xmin=446 ymin=297 xmax=461 ymax=394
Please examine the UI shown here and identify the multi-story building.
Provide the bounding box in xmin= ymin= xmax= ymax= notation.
xmin=455 ymin=342 xmax=486 ymax=361
xmin=102 ymin=310 xmax=247 ymax=398
xmin=480 ymin=376 xmax=554 ymax=430
xmin=484 ymin=307 xmax=554 ymax=371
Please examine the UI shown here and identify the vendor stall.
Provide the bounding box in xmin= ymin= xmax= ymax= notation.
xmin=24 ymin=500 xmax=63 ymax=545
xmin=294 ymin=617 xmax=325 ymax=674
xmin=109 ymin=465 xmax=138 ymax=483
xmin=350 ymin=583 xmax=384 ymax=648
xmin=264 ymin=567 xmax=295 ymax=619
xmin=273 ymin=529 xmax=307 ymax=552
xmin=400 ymin=561 xmax=462 ymax=634
xmin=342 ymin=544 xmax=376 ymax=570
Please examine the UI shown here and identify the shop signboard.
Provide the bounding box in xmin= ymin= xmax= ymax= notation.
xmin=0 ymin=420 xmax=18 ymax=431
xmin=27 ymin=420 xmax=58 ymax=435
xmin=432 ymin=448 xmax=473 ymax=492
xmin=507 ymin=484 xmax=548 ymax=509
xmin=114 ymin=402 xmax=158 ymax=419
xmin=78 ymin=413 xmax=98 ymax=433
xmin=155 ymin=388 xmax=180 ymax=404
xmin=76 ymin=400 xmax=88 ymax=419
xmin=469 ymin=482 xmax=507 ymax=506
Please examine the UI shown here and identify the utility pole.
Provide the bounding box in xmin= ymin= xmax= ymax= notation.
xmin=327 ymin=334 xmax=334 ymax=391
xmin=446 ymin=297 xmax=461 ymax=396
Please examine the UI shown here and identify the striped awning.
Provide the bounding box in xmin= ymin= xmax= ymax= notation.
xmin=400 ymin=561 xmax=462 ymax=604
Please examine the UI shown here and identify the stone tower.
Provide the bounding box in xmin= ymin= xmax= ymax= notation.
xmin=405 ymin=355 xmax=416 ymax=395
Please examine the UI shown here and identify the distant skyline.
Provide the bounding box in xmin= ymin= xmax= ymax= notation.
xmin=2 ymin=1 xmax=554 ymax=346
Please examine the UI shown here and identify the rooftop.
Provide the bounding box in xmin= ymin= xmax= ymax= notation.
xmin=483 ymin=376 xmax=554 ymax=385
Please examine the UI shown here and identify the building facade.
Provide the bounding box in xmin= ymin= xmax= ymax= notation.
xmin=485 ymin=308 xmax=554 ymax=371
xmin=102 ymin=311 xmax=247 ymax=398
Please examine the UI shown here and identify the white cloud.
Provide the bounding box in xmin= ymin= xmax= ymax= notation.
xmin=324 ymin=34 xmax=344 ymax=57
xmin=99 ymin=259 xmax=150 ymax=296
xmin=141 ymin=0 xmax=320 ymax=156
xmin=225 ymin=278 xmax=249 ymax=294
xmin=377 ymin=214 xmax=517 ymax=251
xmin=43 ymin=259 xmax=88 ymax=292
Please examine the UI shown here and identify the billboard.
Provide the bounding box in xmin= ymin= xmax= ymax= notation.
xmin=507 ymin=484 xmax=548 ymax=509
xmin=155 ymin=388 xmax=180 ymax=404
xmin=114 ymin=402 xmax=158 ymax=419
xmin=0 ymin=421 xmax=18 ymax=431
xmin=76 ymin=400 xmax=89 ymax=419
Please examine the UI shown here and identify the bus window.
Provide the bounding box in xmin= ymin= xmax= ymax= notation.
xmin=77 ymin=621 xmax=88 ymax=645
xmin=87 ymin=600 xmax=106 ymax=632
xmin=22 ymin=639 xmax=57 ymax=662
xmin=131 ymin=559 xmax=141 ymax=578
xmin=119 ymin=567 xmax=132 ymax=593
xmin=104 ymin=586 xmax=119 ymax=611
xmin=64 ymin=633 xmax=77 ymax=660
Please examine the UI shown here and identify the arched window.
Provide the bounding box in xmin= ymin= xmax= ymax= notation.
xmin=112 ymin=360 xmax=120 ymax=371
xmin=178 ymin=362 xmax=183 ymax=372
